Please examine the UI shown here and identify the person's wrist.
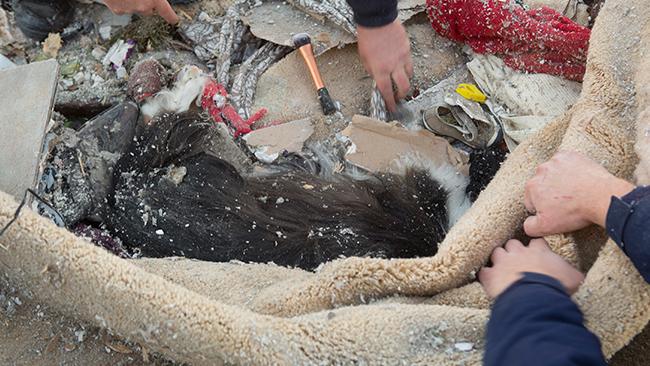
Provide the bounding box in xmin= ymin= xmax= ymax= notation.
xmin=357 ymin=19 xmax=397 ymax=33
xmin=584 ymin=177 xmax=634 ymax=227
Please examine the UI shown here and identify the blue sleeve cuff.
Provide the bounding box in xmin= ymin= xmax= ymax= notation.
xmin=346 ymin=0 xmax=398 ymax=27
xmin=496 ymin=272 xmax=568 ymax=302
xmin=606 ymin=185 xmax=650 ymax=248
xmin=606 ymin=185 xmax=650 ymax=282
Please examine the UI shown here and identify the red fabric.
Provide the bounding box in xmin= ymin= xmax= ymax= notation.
xmin=426 ymin=0 xmax=591 ymax=81
xmin=201 ymin=79 xmax=267 ymax=138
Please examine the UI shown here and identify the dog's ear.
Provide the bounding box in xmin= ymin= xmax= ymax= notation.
xmin=163 ymin=115 xmax=216 ymax=165
xmin=125 ymin=113 xmax=217 ymax=170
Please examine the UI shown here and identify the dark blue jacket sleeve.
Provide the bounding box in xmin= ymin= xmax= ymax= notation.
xmin=346 ymin=0 xmax=397 ymax=27
xmin=606 ymin=185 xmax=650 ymax=282
xmin=485 ymin=272 xmax=606 ymax=366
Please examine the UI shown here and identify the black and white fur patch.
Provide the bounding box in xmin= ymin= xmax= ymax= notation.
xmin=102 ymin=113 xmax=471 ymax=270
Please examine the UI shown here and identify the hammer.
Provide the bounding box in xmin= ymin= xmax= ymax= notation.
xmin=291 ymin=33 xmax=337 ymax=115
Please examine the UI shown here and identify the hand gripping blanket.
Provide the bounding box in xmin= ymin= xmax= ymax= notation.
xmin=0 ymin=0 xmax=649 ymax=364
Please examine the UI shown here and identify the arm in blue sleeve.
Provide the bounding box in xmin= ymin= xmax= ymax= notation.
xmin=345 ymin=0 xmax=398 ymax=27
xmin=606 ymin=185 xmax=650 ymax=282
xmin=485 ymin=272 xmax=606 ymax=366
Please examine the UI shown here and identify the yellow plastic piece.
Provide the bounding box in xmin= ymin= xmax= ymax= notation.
xmin=456 ymin=83 xmax=487 ymax=103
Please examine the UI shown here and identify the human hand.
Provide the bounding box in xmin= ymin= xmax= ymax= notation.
xmin=524 ymin=150 xmax=634 ymax=237
xmin=357 ymin=19 xmax=413 ymax=112
xmin=478 ymin=239 xmax=584 ymax=299
xmin=103 ymin=0 xmax=179 ymax=24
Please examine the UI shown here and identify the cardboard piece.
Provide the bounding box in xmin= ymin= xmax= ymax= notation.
xmin=341 ymin=115 xmax=469 ymax=175
xmin=0 ymin=60 xmax=59 ymax=200
xmin=243 ymin=118 xmax=314 ymax=162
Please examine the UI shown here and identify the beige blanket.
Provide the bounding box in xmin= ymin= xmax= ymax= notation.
xmin=1 ymin=0 xmax=649 ymax=364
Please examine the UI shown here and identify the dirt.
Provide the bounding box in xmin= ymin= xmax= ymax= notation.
xmin=406 ymin=15 xmax=467 ymax=94
xmin=0 ymin=275 xmax=180 ymax=365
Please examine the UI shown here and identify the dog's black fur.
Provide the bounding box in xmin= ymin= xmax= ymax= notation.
xmin=102 ymin=113 xmax=464 ymax=270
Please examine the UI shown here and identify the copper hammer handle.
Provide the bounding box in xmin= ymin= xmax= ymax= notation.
xmin=297 ymin=44 xmax=325 ymax=90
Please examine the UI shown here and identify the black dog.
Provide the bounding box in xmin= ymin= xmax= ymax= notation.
xmin=102 ymin=113 xmax=471 ymax=270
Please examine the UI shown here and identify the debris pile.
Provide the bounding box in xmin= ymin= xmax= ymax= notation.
xmin=0 ymin=0 xmax=591 ymax=265
xmin=0 ymin=0 xmax=600 ymax=284
xmin=0 ymin=0 xmax=609 ymax=363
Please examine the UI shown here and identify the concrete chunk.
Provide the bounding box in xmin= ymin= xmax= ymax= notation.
xmin=243 ymin=118 xmax=314 ymax=163
xmin=0 ymin=60 xmax=59 ymax=200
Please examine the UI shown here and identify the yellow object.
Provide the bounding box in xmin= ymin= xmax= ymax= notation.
xmin=456 ymin=83 xmax=487 ymax=103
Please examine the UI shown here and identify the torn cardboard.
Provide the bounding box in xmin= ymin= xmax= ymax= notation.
xmin=0 ymin=60 xmax=59 ymax=200
xmin=243 ymin=118 xmax=314 ymax=163
xmin=341 ymin=115 xmax=469 ymax=175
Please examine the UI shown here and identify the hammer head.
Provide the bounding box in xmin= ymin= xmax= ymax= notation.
xmin=291 ymin=33 xmax=311 ymax=48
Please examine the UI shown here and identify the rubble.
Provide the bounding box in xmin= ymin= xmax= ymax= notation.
xmin=0 ymin=0 xmax=610 ymax=364
xmin=243 ymin=0 xmax=355 ymax=56
xmin=0 ymin=0 xmax=591 ymax=294
xmin=127 ymin=58 xmax=167 ymax=102
xmin=253 ymin=22 xmax=465 ymax=125
xmin=102 ymin=39 xmax=136 ymax=70
xmin=243 ymin=117 xmax=314 ymax=162
xmin=0 ymin=8 xmax=16 ymax=48
xmin=12 ymin=0 xmax=74 ymax=41
xmin=42 ymin=32 xmax=62 ymax=58
xmin=467 ymin=53 xmax=581 ymax=150
xmin=95 ymin=6 xmax=131 ymax=41
xmin=0 ymin=60 xmax=58 ymax=201
xmin=0 ymin=53 xmax=14 ymax=70
xmin=42 ymin=101 xmax=139 ymax=224
xmin=243 ymin=0 xmax=427 ymax=56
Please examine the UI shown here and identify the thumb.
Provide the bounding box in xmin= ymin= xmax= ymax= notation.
xmin=523 ymin=215 xmax=546 ymax=237
xmin=154 ymin=0 xmax=179 ymax=24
